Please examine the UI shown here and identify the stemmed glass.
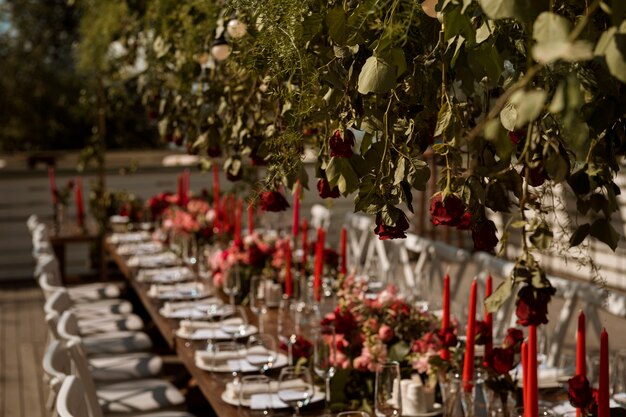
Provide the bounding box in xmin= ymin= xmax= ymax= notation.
xmin=224 ymin=264 xmax=242 ymax=306
xmin=239 ymin=375 xmax=272 ymax=417
xmin=312 ymin=325 xmax=336 ymax=416
xmin=277 ymin=366 xmax=314 ymax=417
xmin=213 ymin=341 xmax=245 ymax=383
xmin=278 ymin=299 xmax=298 ymax=365
xmin=250 ymin=275 xmax=268 ymax=333
xmin=222 ymin=305 xmax=250 ymax=342
xmin=375 ymin=361 xmax=402 ymax=417
xmin=246 ymin=334 xmax=277 ymax=374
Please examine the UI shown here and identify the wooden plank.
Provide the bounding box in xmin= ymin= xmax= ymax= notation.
xmin=19 ymin=343 xmax=45 ymax=417
xmin=3 ymin=289 xmax=23 ymax=417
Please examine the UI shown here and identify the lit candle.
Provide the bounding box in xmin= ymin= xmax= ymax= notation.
xmin=247 ymin=202 xmax=254 ymax=235
xmin=484 ymin=274 xmax=493 ymax=362
xmin=313 ymin=228 xmax=325 ymax=302
xmin=235 ymin=198 xmax=243 ymax=241
xmin=301 ymin=219 xmax=309 ymax=276
xmin=285 ymin=239 xmax=292 ymax=297
xmin=292 ymin=181 xmax=300 ymax=240
xmin=528 ymin=325 xmax=538 ymax=417
xmin=598 ymin=328 xmax=610 ymax=417
xmin=440 ymin=273 xmax=450 ymax=361
xmin=340 ymin=227 xmax=347 ymax=275
xmin=522 ymin=341 xmax=528 ymax=417
xmin=48 ymin=166 xmax=58 ymax=205
xmin=462 ymin=278 xmax=477 ymax=392
xmin=75 ymin=177 xmax=84 ymax=228
xmin=576 ymin=311 xmax=586 ymax=417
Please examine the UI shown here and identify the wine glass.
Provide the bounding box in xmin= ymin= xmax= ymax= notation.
xmin=213 ymin=341 xmax=245 ymax=383
xmin=375 ymin=361 xmax=402 ymax=417
xmin=250 ymin=275 xmax=268 ymax=333
xmin=246 ymin=334 xmax=277 ymax=374
xmin=277 ymin=366 xmax=314 ymax=417
xmin=313 ymin=325 xmax=336 ymax=416
xmin=224 ymin=264 xmax=242 ymax=306
xmin=278 ymin=299 xmax=298 ymax=365
xmin=239 ymin=375 xmax=272 ymax=417
xmin=221 ymin=305 xmax=250 ymax=342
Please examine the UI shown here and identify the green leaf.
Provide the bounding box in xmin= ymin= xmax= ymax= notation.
xmin=408 ymin=158 xmax=431 ymax=191
xmin=327 ymin=6 xmax=348 ymax=45
xmin=478 ymin=0 xmax=546 ymax=21
xmin=569 ymin=223 xmax=590 ymax=247
xmin=434 ymin=102 xmax=452 ymax=137
xmin=485 ymin=278 xmax=513 ymax=313
xmin=509 ymin=89 xmax=547 ymax=128
xmin=543 ymin=143 xmax=570 ymax=183
xmin=388 ymin=341 xmax=410 ymax=362
xmin=532 ymin=12 xmax=570 ymax=43
xmin=596 ymin=24 xmax=626 ymax=84
xmin=394 ymin=157 xmax=406 ymax=186
xmin=357 ymin=56 xmax=396 ymax=95
xmin=475 ymin=21 xmax=492 ymax=44
xmin=590 ymin=218 xmax=620 ymax=251
xmin=532 ymin=40 xmax=593 ymax=64
xmin=499 ymin=103 xmax=517 ymax=131
xmin=529 ymin=222 xmax=553 ymax=250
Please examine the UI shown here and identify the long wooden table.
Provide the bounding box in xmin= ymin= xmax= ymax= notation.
xmin=104 ymin=239 xmax=325 ymax=417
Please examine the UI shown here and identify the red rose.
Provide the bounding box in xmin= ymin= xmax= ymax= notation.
xmin=474 ymin=320 xmax=492 ymax=346
xmin=515 ymin=285 xmax=556 ymax=327
xmin=509 ymin=129 xmax=526 ymax=145
xmin=247 ymin=243 xmax=268 ymax=268
xmin=457 ymin=212 xmax=472 ymax=230
xmin=491 ymin=347 xmax=515 ymax=374
xmin=568 ymin=374 xmax=594 ymax=410
xmin=471 ymin=220 xmax=499 ymax=252
xmin=317 ymin=178 xmax=341 ymax=198
xmin=279 ymin=335 xmax=312 ymax=360
xmin=259 ymin=191 xmax=290 ymax=212
xmin=329 ymin=129 xmax=354 ymax=158
xmin=430 ymin=193 xmax=466 ymax=227
xmin=323 ymin=248 xmax=339 ymax=268
xmin=374 ymin=212 xmax=410 ymax=240
xmin=438 ymin=327 xmax=458 ymax=348
xmin=503 ymin=328 xmax=524 ymax=348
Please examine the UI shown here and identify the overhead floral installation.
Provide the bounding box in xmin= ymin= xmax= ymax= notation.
xmin=76 ymin=0 xmax=626 ymax=314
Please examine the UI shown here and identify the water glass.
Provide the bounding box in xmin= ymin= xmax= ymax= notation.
xmin=239 ymin=375 xmax=272 ymax=417
xmin=224 ymin=265 xmax=242 ymax=306
xmin=278 ymin=299 xmax=298 ymax=365
xmin=375 ymin=361 xmax=402 ymax=417
xmin=312 ymin=325 xmax=336 ymax=415
xmin=213 ymin=341 xmax=245 ymax=382
xmin=277 ymin=366 xmax=314 ymax=417
xmin=222 ymin=306 xmax=250 ymax=341
xmin=246 ymin=334 xmax=277 ymax=374
xmin=250 ymin=275 xmax=268 ymax=332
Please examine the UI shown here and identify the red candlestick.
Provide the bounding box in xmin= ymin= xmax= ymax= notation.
xmin=247 ymin=203 xmax=254 ymax=235
xmin=576 ymin=311 xmax=586 ymax=417
xmin=48 ymin=166 xmax=58 ymax=205
xmin=440 ymin=274 xmax=451 ymax=361
xmin=522 ymin=341 xmax=529 ymax=417
xmin=528 ymin=325 xmax=539 ymax=417
xmin=313 ymin=228 xmax=325 ymax=302
xmin=292 ymin=181 xmax=300 ymax=239
xmin=484 ymin=274 xmax=493 ymax=363
xmin=235 ymin=198 xmax=243 ymax=241
xmin=75 ymin=177 xmax=84 ymax=227
xmin=598 ymin=328 xmax=610 ymax=417
xmin=285 ymin=240 xmax=293 ymax=297
xmin=462 ymin=279 xmax=477 ymax=392
xmin=221 ymin=195 xmax=229 ymax=232
xmin=340 ymin=227 xmax=347 ymax=275
xmin=301 ymin=219 xmax=309 ymax=275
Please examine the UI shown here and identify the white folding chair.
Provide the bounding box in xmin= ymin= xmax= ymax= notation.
xmin=345 ymin=213 xmax=373 ymax=272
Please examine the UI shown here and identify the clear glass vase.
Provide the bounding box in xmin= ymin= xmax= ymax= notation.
xmin=440 ymin=370 xmax=488 ymax=417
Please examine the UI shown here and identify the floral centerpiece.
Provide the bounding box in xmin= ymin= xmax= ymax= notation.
xmin=160 ymin=196 xmax=216 ymax=245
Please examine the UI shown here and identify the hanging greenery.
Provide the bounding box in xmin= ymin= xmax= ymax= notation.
xmin=75 ymin=0 xmax=626 ymax=311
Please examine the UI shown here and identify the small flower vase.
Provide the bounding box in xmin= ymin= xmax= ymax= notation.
xmin=441 ymin=370 xmax=488 ymax=417
xmin=55 ymin=203 xmax=67 ymax=229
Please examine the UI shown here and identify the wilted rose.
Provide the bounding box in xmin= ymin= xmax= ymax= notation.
xmin=259 ymin=191 xmax=289 ymax=212
xmin=374 ymin=212 xmax=410 ymax=240
xmin=317 ymin=178 xmax=340 ymax=198
xmin=329 ymin=129 xmax=354 ymax=158
xmin=515 ymin=285 xmax=556 ymax=327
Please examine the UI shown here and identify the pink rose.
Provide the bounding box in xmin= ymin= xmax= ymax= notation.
xmin=378 ymin=324 xmax=395 ymax=342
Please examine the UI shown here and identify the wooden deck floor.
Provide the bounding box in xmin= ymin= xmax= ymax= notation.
xmin=0 ymin=283 xmax=49 ymax=417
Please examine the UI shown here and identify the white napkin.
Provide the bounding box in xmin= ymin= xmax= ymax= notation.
xmin=162 ymin=298 xmax=221 ymax=314
xmin=148 ymin=282 xmax=207 ymax=298
xmin=225 ymin=379 xmax=309 ymax=400
xmin=137 ymin=267 xmax=194 ymax=283
xmin=117 ymin=242 xmax=163 ymax=256
xmin=249 ymin=394 xmax=287 ymax=410
xmin=128 ymin=252 xmax=179 ymax=267
xmin=512 ymin=365 xmax=574 ymax=387
xmin=107 ymin=232 xmax=150 ymax=244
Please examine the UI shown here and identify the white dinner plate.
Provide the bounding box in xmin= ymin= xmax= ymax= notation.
xmin=404 ymin=403 xmax=443 ymax=417
xmin=220 ymin=385 xmax=325 ymax=409
xmin=195 ymin=352 xmax=288 ymax=373
xmin=159 ymin=303 xmax=232 ymax=320
xmin=175 ymin=324 xmax=258 ymax=341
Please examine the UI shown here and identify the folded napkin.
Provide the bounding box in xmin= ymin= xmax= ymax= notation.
xmin=128 ymin=252 xmax=179 ymax=268
xmin=148 ymin=282 xmax=207 ymax=298
xmin=225 ymin=378 xmax=310 ymax=401
xmin=180 ymin=317 xmax=246 ymax=339
xmin=107 ymin=232 xmax=151 ymax=244
xmin=137 ymin=267 xmax=194 ymax=283
xmin=117 ymin=242 xmax=163 ymax=256
xmin=161 ymin=299 xmax=223 ymax=319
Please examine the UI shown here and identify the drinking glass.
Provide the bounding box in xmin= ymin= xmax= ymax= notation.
xmin=222 ymin=306 xmax=250 ymax=342
xmin=239 ymin=375 xmax=272 ymax=417
xmin=250 ymin=275 xmax=268 ymax=333
xmin=213 ymin=341 xmax=245 ymax=383
xmin=278 ymin=299 xmax=298 ymax=365
xmin=277 ymin=366 xmax=314 ymax=417
xmin=375 ymin=361 xmax=402 ymax=417
xmin=246 ymin=334 xmax=277 ymax=374
xmin=224 ymin=264 xmax=242 ymax=306
xmin=312 ymin=325 xmax=336 ymax=416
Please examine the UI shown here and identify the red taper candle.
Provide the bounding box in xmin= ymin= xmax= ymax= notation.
xmin=221 ymin=195 xmax=229 ymax=232
xmin=183 ymin=168 xmax=190 ymax=205
xmin=340 ymin=227 xmax=347 ymax=275
xmin=301 ymin=219 xmax=309 ymax=275
xmin=522 ymin=341 xmax=529 ymax=417
xmin=75 ymin=177 xmax=84 ymax=227
xmin=292 ymin=181 xmax=300 ymax=239
xmin=484 ymin=274 xmax=493 ymax=363
xmin=440 ymin=273 xmax=451 ymax=361
xmin=576 ymin=311 xmax=586 ymax=417
xmin=48 ymin=166 xmax=58 ymax=205
xmin=462 ymin=278 xmax=477 ymax=392
xmin=247 ymin=203 xmax=254 ymax=235
xmin=285 ymin=240 xmax=293 ymax=297
xmin=528 ymin=325 xmax=538 ymax=417
xmin=212 ymin=165 xmax=220 ymax=211
xmin=177 ymin=174 xmax=183 ymax=206
xmin=313 ymin=228 xmax=325 ymax=302
xmin=235 ymin=198 xmax=243 ymax=241
xmin=598 ymin=328 xmax=610 ymax=417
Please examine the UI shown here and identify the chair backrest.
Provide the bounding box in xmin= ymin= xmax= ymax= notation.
xmin=46 ymin=311 xmax=61 ymax=340
xmin=39 ymin=273 xmax=64 ymax=301
xmin=27 ymin=214 xmax=41 ymax=233
xmin=42 ymin=339 xmax=72 ymax=414
xmin=35 ymin=254 xmax=62 ymax=284
xmin=65 ymin=339 xmax=103 ymax=417
xmin=345 ymin=213 xmax=373 ymax=272
xmin=57 ymin=376 xmax=91 ymax=417
xmin=310 ymin=204 xmax=331 ymax=230
xmin=396 ymin=234 xmax=434 ymax=300
xmin=57 ymin=310 xmax=81 ymax=341
xmin=44 ymin=289 xmax=73 ymax=316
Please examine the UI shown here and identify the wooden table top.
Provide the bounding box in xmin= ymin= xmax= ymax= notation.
xmin=104 ymin=239 xmax=327 ymax=417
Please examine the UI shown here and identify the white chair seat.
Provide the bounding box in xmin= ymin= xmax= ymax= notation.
xmin=72 ymin=299 xmax=134 ymax=319
xmin=96 ymin=379 xmax=185 ymax=414
xmin=68 ymin=282 xmax=125 ymax=302
xmin=78 ymin=314 xmax=144 ymax=335
xmin=90 ymin=353 xmax=162 ymax=382
xmin=83 ymin=331 xmax=152 ymax=355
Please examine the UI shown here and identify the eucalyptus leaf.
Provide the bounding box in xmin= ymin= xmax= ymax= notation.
xmin=357 ymin=56 xmax=397 ymax=95
xmin=569 ymin=223 xmax=590 ymax=247
xmin=327 ymin=6 xmax=348 ymax=45
xmin=485 ymin=278 xmax=513 ymax=313
xmin=434 ymin=103 xmax=452 ymax=137
xmin=532 ymin=12 xmax=570 ymax=43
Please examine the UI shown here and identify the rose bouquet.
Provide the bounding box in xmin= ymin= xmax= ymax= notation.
xmin=160 ymin=196 xmax=217 ymax=246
